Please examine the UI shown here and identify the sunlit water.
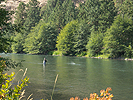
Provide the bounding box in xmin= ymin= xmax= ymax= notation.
xmin=0 ymin=53 xmax=133 ymax=100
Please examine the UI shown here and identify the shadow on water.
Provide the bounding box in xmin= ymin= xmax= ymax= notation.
xmin=0 ymin=53 xmax=133 ymax=100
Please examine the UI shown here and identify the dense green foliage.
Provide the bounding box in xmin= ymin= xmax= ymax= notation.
xmin=11 ymin=32 xmax=25 ymax=53
xmin=0 ymin=1 xmax=30 ymax=99
xmin=86 ymin=31 xmax=104 ymax=57
xmin=23 ymin=0 xmax=41 ymax=33
xmin=11 ymin=2 xmax=26 ymax=53
xmin=11 ymin=0 xmax=41 ymax=53
xmin=24 ymin=21 xmax=59 ymax=54
xmin=84 ymin=0 xmax=117 ymax=57
xmin=56 ymin=20 xmax=79 ymax=56
xmin=1 ymin=0 xmax=133 ymax=58
xmin=0 ymin=57 xmax=30 ymax=100
xmin=56 ymin=20 xmax=90 ymax=56
xmin=42 ymin=0 xmax=77 ymax=29
xmin=74 ymin=22 xmax=90 ymax=55
xmin=14 ymin=2 xmax=26 ymax=32
xmin=102 ymin=15 xmax=133 ymax=58
xmin=41 ymin=0 xmax=59 ymax=22
xmin=117 ymin=0 xmax=133 ymax=18
xmin=0 ymin=0 xmax=11 ymax=53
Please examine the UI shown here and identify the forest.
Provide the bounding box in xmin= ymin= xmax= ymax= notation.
xmin=1 ymin=0 xmax=133 ymax=58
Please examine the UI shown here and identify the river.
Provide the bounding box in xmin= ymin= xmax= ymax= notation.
xmin=0 ymin=53 xmax=133 ymax=100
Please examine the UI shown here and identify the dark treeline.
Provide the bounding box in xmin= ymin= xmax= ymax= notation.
xmin=1 ymin=0 xmax=133 ymax=58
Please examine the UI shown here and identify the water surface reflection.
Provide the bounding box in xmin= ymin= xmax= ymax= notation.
xmin=0 ymin=53 xmax=133 ymax=100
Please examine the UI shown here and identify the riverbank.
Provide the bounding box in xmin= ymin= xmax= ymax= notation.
xmin=2 ymin=52 xmax=133 ymax=61
xmin=88 ymin=56 xmax=133 ymax=61
xmin=52 ymin=54 xmax=133 ymax=61
xmin=51 ymin=50 xmax=133 ymax=61
xmin=53 ymin=53 xmax=133 ymax=61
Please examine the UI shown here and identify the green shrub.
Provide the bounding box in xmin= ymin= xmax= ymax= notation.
xmin=0 ymin=57 xmax=30 ymax=100
xmin=48 ymin=51 xmax=54 ymax=55
xmin=52 ymin=50 xmax=63 ymax=56
xmin=76 ymin=51 xmax=87 ymax=57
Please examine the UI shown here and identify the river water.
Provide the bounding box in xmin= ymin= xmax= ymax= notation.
xmin=0 ymin=53 xmax=133 ymax=100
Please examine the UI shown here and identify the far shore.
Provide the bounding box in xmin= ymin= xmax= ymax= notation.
xmin=1 ymin=53 xmax=133 ymax=61
xmin=88 ymin=56 xmax=133 ymax=61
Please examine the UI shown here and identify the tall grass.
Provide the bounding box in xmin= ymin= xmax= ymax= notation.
xmin=51 ymin=74 xmax=59 ymax=100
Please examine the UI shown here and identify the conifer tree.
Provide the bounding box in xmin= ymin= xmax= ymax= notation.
xmin=77 ymin=2 xmax=86 ymax=22
xmin=86 ymin=31 xmax=104 ymax=57
xmin=84 ymin=0 xmax=101 ymax=31
xmin=78 ymin=0 xmax=116 ymax=32
xmin=23 ymin=0 xmax=41 ymax=33
xmin=50 ymin=0 xmax=64 ymax=29
xmin=12 ymin=0 xmax=41 ymax=53
xmin=63 ymin=0 xmax=76 ymax=25
xmin=119 ymin=0 xmax=133 ymax=19
xmin=84 ymin=0 xmax=116 ymax=57
xmin=74 ymin=22 xmax=90 ymax=55
xmin=24 ymin=21 xmax=59 ymax=54
xmin=102 ymin=15 xmax=133 ymax=58
xmin=56 ymin=20 xmax=79 ymax=56
xmin=0 ymin=0 xmax=11 ymax=52
xmin=99 ymin=0 xmax=117 ymax=32
xmin=14 ymin=2 xmax=26 ymax=32
xmin=49 ymin=0 xmax=76 ymax=29
xmin=11 ymin=32 xmax=25 ymax=53
xmin=41 ymin=0 xmax=65 ymax=23
xmin=41 ymin=0 xmax=58 ymax=22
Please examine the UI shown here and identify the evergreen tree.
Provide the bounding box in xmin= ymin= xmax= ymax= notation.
xmin=84 ymin=0 xmax=116 ymax=57
xmin=24 ymin=21 xmax=59 ymax=54
xmin=113 ymin=0 xmax=125 ymax=8
xmin=99 ymin=0 xmax=117 ymax=32
xmin=74 ymin=22 xmax=90 ymax=55
xmin=23 ymin=22 xmax=42 ymax=54
xmin=78 ymin=0 xmax=116 ymax=32
xmin=56 ymin=20 xmax=90 ymax=56
xmin=49 ymin=0 xmax=77 ymax=29
xmin=84 ymin=0 xmax=101 ymax=31
xmin=102 ymin=15 xmax=133 ymax=58
xmin=119 ymin=0 xmax=133 ymax=19
xmin=0 ymin=0 xmax=11 ymax=52
xmin=41 ymin=0 xmax=59 ymax=22
xmin=50 ymin=0 xmax=64 ymax=29
xmin=14 ymin=2 xmax=26 ymax=32
xmin=41 ymin=0 xmax=65 ymax=23
xmin=63 ymin=0 xmax=77 ymax=25
xmin=86 ymin=31 xmax=104 ymax=57
xmin=56 ymin=20 xmax=79 ymax=56
xmin=23 ymin=0 xmax=41 ymax=33
xmin=11 ymin=0 xmax=41 ymax=53
xmin=11 ymin=32 xmax=25 ymax=53
xmin=77 ymin=2 xmax=86 ymax=22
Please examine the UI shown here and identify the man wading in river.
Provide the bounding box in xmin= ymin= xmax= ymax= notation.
xmin=43 ymin=58 xmax=47 ymax=65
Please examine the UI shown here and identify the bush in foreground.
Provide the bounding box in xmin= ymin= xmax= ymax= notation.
xmin=0 ymin=57 xmax=30 ymax=100
xmin=70 ymin=87 xmax=113 ymax=100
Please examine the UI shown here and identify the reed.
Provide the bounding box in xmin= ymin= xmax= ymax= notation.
xmin=51 ymin=74 xmax=59 ymax=100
